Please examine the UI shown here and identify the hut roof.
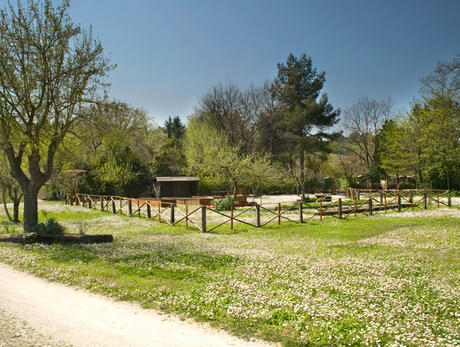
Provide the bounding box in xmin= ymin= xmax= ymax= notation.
xmin=155 ymin=176 xmax=200 ymax=182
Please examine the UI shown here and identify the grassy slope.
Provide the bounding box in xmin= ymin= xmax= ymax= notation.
xmin=0 ymin=202 xmax=458 ymax=346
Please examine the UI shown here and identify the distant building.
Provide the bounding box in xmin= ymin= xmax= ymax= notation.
xmin=153 ymin=177 xmax=200 ymax=198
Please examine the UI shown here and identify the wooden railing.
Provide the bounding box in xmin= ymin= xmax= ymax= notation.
xmin=66 ymin=189 xmax=452 ymax=233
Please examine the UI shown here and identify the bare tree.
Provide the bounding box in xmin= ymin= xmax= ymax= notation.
xmin=420 ymin=55 xmax=460 ymax=101
xmin=0 ymin=0 xmax=112 ymax=232
xmin=341 ymin=97 xmax=392 ymax=169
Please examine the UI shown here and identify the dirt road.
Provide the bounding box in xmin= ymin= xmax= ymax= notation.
xmin=0 ymin=263 xmax=272 ymax=347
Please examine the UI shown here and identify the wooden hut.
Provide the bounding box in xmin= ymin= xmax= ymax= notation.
xmin=153 ymin=177 xmax=200 ymax=198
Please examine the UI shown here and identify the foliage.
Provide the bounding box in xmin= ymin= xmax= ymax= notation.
xmin=211 ymin=196 xmax=235 ymax=211
xmin=32 ymin=218 xmax=65 ymax=235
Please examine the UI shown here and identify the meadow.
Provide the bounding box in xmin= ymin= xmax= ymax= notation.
xmin=0 ymin=201 xmax=459 ymax=346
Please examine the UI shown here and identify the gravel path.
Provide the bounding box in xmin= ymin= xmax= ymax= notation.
xmin=0 ymin=263 xmax=273 ymax=347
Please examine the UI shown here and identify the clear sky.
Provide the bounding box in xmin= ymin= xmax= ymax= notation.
xmin=3 ymin=0 xmax=460 ymax=124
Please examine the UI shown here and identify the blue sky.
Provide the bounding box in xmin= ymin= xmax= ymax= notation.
xmin=3 ymin=0 xmax=460 ymax=124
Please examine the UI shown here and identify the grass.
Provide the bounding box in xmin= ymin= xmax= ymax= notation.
xmin=0 ymin=201 xmax=459 ymax=345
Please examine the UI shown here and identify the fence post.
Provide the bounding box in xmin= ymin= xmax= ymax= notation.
xmin=354 ymin=197 xmax=357 ymax=218
xmin=88 ymin=198 xmax=92 ymax=209
xmin=128 ymin=199 xmax=133 ymax=216
xmin=320 ymin=200 xmax=323 ymax=221
xmin=379 ymin=191 xmax=383 ymax=203
xmin=338 ymin=198 xmax=343 ymax=219
xmin=147 ymin=203 xmax=151 ymax=219
xmin=423 ymin=193 xmax=427 ymax=210
xmin=369 ymin=197 xmax=373 ymax=216
xmin=70 ymin=194 xmax=74 ymax=206
xmin=298 ymin=202 xmax=303 ymax=223
xmin=230 ymin=204 xmax=234 ymax=230
xmin=170 ymin=204 xmax=175 ymax=224
xmin=100 ymin=197 xmax=104 ymax=211
xmin=138 ymin=201 xmax=141 ymax=217
xmin=448 ymin=191 xmax=452 ymax=207
xmin=76 ymin=194 xmax=80 ymax=206
xmin=82 ymin=196 xmax=86 ymax=207
xmin=256 ymin=204 xmax=261 ymax=228
xmin=201 ymin=205 xmax=207 ymax=233
xmin=112 ymin=200 xmax=116 ymax=214
xmin=278 ymin=203 xmax=281 ymax=225
xmin=384 ymin=195 xmax=387 ymax=213
xmin=397 ymin=194 xmax=401 ymax=212
xmin=437 ymin=194 xmax=440 ymax=208
xmin=158 ymin=204 xmax=161 ymax=223
xmin=185 ymin=205 xmax=188 ymax=229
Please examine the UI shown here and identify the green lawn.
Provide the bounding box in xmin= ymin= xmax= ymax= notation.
xmin=0 ymin=201 xmax=459 ymax=346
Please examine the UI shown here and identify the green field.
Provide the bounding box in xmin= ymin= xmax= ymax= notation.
xmin=0 ymin=202 xmax=459 ymax=346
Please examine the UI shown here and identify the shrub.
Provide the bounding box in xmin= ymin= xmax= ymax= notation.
xmin=32 ymin=218 xmax=65 ymax=235
xmin=211 ymin=196 xmax=235 ymax=211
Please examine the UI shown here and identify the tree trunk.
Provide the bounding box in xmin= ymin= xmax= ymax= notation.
xmin=2 ymin=190 xmax=13 ymax=223
xmin=23 ymin=187 xmax=39 ymax=233
xmin=299 ymin=151 xmax=305 ymax=200
xmin=13 ymin=200 xmax=20 ymax=223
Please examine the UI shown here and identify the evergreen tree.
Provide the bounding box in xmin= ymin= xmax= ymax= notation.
xmin=273 ymin=53 xmax=340 ymax=198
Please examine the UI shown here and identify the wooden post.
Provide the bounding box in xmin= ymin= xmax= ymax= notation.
xmin=88 ymin=198 xmax=92 ymax=209
xmin=76 ymin=194 xmax=80 ymax=206
xmin=384 ymin=195 xmax=387 ymax=213
xmin=138 ymin=200 xmax=141 ymax=217
xmin=278 ymin=203 xmax=281 ymax=225
xmin=397 ymin=194 xmax=401 ymax=212
xmin=298 ymin=202 xmax=303 ymax=223
xmin=256 ymin=204 xmax=261 ymax=228
xmin=70 ymin=194 xmax=74 ymax=206
xmin=379 ymin=191 xmax=383 ymax=203
xmin=320 ymin=200 xmax=323 ymax=221
xmin=128 ymin=199 xmax=133 ymax=216
xmin=158 ymin=204 xmax=161 ymax=223
xmin=338 ymin=198 xmax=343 ymax=219
xmin=112 ymin=200 xmax=116 ymax=214
xmin=201 ymin=205 xmax=207 ymax=233
xmin=368 ymin=197 xmax=373 ymax=216
xmin=82 ymin=196 xmax=86 ymax=207
xmin=185 ymin=205 xmax=188 ymax=229
xmin=100 ymin=197 xmax=104 ymax=211
xmin=147 ymin=203 xmax=151 ymax=219
xmin=354 ymin=197 xmax=357 ymax=218
xmin=423 ymin=193 xmax=427 ymax=210
xmin=409 ymin=192 xmax=413 ymax=211
xmin=230 ymin=204 xmax=234 ymax=230
xmin=170 ymin=204 xmax=175 ymax=224
xmin=437 ymin=194 xmax=440 ymax=208
xmin=448 ymin=191 xmax=452 ymax=207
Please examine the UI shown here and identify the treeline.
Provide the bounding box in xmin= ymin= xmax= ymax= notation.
xmin=44 ymin=53 xmax=340 ymax=199
xmin=42 ymin=54 xmax=460 ymax=199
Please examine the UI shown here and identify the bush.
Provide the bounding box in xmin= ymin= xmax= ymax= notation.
xmin=211 ymin=196 xmax=235 ymax=211
xmin=399 ymin=182 xmax=415 ymax=189
xmin=32 ymin=218 xmax=65 ymax=235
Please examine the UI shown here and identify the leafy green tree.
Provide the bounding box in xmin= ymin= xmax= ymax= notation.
xmin=0 ymin=0 xmax=112 ymax=232
xmin=414 ymin=97 xmax=460 ymax=189
xmin=273 ymin=53 xmax=340 ymax=198
xmin=154 ymin=116 xmax=187 ymax=176
xmin=185 ymin=116 xmax=252 ymax=195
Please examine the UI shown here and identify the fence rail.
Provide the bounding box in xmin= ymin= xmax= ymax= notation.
xmin=66 ymin=189 xmax=452 ymax=233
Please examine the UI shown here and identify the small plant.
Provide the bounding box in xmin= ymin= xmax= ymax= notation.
xmin=32 ymin=218 xmax=65 ymax=235
xmin=211 ymin=196 xmax=236 ymax=211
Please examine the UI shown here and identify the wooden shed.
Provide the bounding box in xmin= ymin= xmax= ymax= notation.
xmin=153 ymin=177 xmax=200 ymax=198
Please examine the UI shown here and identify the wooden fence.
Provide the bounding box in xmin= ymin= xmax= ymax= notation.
xmin=66 ymin=189 xmax=452 ymax=233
